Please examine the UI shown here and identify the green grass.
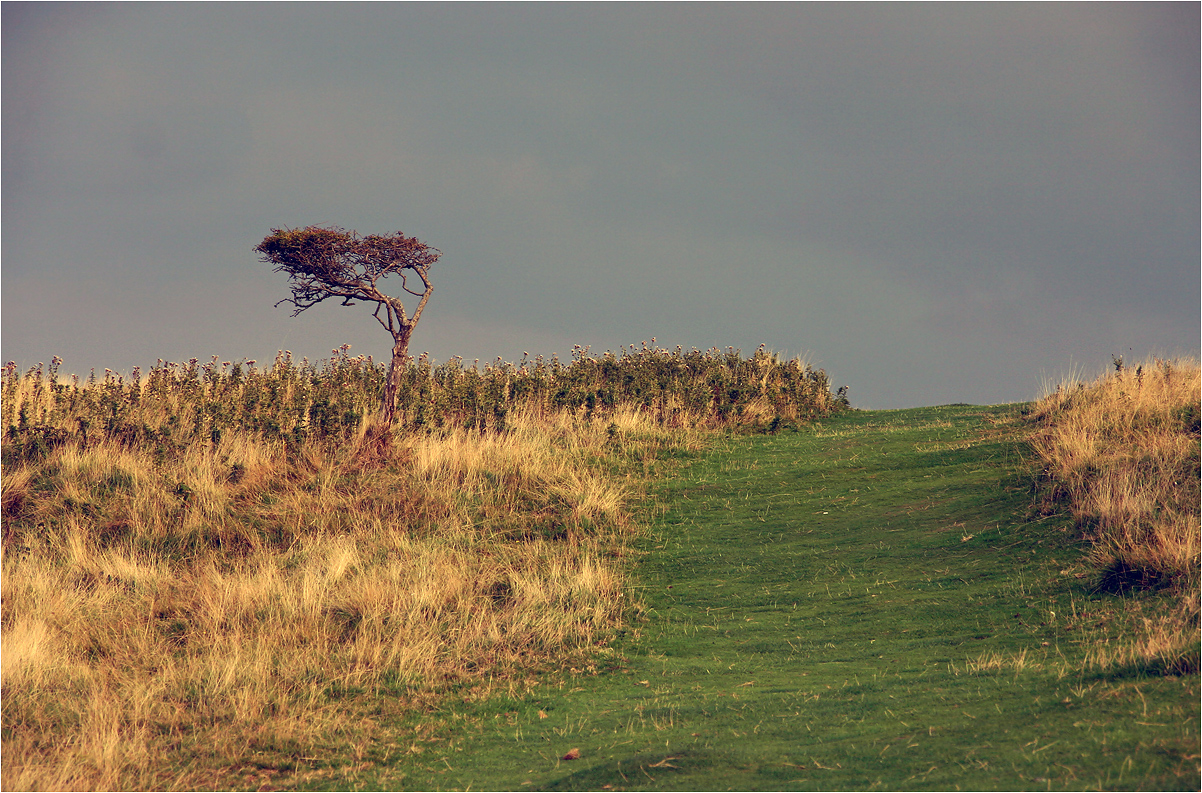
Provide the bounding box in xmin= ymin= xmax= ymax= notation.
xmin=301 ymin=405 xmax=1199 ymax=791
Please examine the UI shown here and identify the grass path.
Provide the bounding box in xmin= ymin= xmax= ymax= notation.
xmin=337 ymin=406 xmax=1198 ymax=791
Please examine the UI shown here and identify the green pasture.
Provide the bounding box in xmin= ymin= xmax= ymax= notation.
xmin=319 ymin=405 xmax=1198 ymax=791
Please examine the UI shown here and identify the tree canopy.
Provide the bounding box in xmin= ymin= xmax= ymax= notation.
xmin=256 ymin=225 xmax=441 ymax=429
xmin=256 ymin=225 xmax=439 ymax=319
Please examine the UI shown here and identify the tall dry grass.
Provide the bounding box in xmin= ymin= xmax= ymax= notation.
xmin=2 ymin=343 xmax=846 ymax=460
xmin=1 ymin=402 xmax=703 ymax=790
xmin=1026 ymin=356 xmax=1200 ymax=674
xmin=2 ymin=345 xmax=843 ymax=787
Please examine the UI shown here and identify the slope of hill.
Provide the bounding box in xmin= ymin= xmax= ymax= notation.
xmin=353 ymin=405 xmax=1198 ymax=791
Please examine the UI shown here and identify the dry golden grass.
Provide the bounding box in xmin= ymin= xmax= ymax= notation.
xmin=963 ymin=647 xmax=1037 ymax=676
xmin=1026 ymin=356 xmax=1200 ymax=675
xmin=1 ymin=408 xmax=703 ymax=790
xmin=1082 ymin=597 xmax=1201 ymax=677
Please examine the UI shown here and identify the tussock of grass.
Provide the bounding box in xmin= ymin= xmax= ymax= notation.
xmin=963 ymin=647 xmax=1038 ymax=676
xmin=1083 ymin=600 xmax=1202 ymax=677
xmin=1026 ymin=356 xmax=1200 ymax=676
xmin=1 ymin=406 xmax=704 ymax=790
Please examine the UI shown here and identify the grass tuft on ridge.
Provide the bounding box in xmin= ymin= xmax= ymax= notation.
xmin=1025 ymin=356 xmax=1200 ymax=677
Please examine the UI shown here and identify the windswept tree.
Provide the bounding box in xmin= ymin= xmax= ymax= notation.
xmin=255 ymin=225 xmax=440 ymax=429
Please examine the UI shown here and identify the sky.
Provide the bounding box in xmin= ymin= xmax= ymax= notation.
xmin=3 ymin=3 xmax=1198 ymax=408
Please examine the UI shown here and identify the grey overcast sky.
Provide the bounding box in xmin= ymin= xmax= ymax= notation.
xmin=3 ymin=3 xmax=1198 ymax=408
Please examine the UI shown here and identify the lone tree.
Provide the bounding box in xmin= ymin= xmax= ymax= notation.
xmin=255 ymin=225 xmax=440 ymax=430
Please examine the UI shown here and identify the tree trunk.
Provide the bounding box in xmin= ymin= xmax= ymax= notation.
xmin=379 ymin=331 xmax=411 ymax=430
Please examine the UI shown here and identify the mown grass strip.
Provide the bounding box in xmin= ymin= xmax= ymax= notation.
xmin=346 ymin=405 xmax=1199 ymax=792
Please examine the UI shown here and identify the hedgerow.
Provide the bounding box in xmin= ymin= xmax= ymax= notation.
xmin=3 ymin=342 xmax=847 ymax=459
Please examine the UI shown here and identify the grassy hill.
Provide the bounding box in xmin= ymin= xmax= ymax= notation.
xmin=3 ymin=353 xmax=1197 ymax=790
xmin=328 ymin=404 xmax=1199 ymax=791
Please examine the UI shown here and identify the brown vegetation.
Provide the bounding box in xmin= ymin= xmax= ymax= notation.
xmin=1026 ymin=356 xmax=1200 ymax=675
xmin=1 ymin=351 xmax=728 ymax=789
